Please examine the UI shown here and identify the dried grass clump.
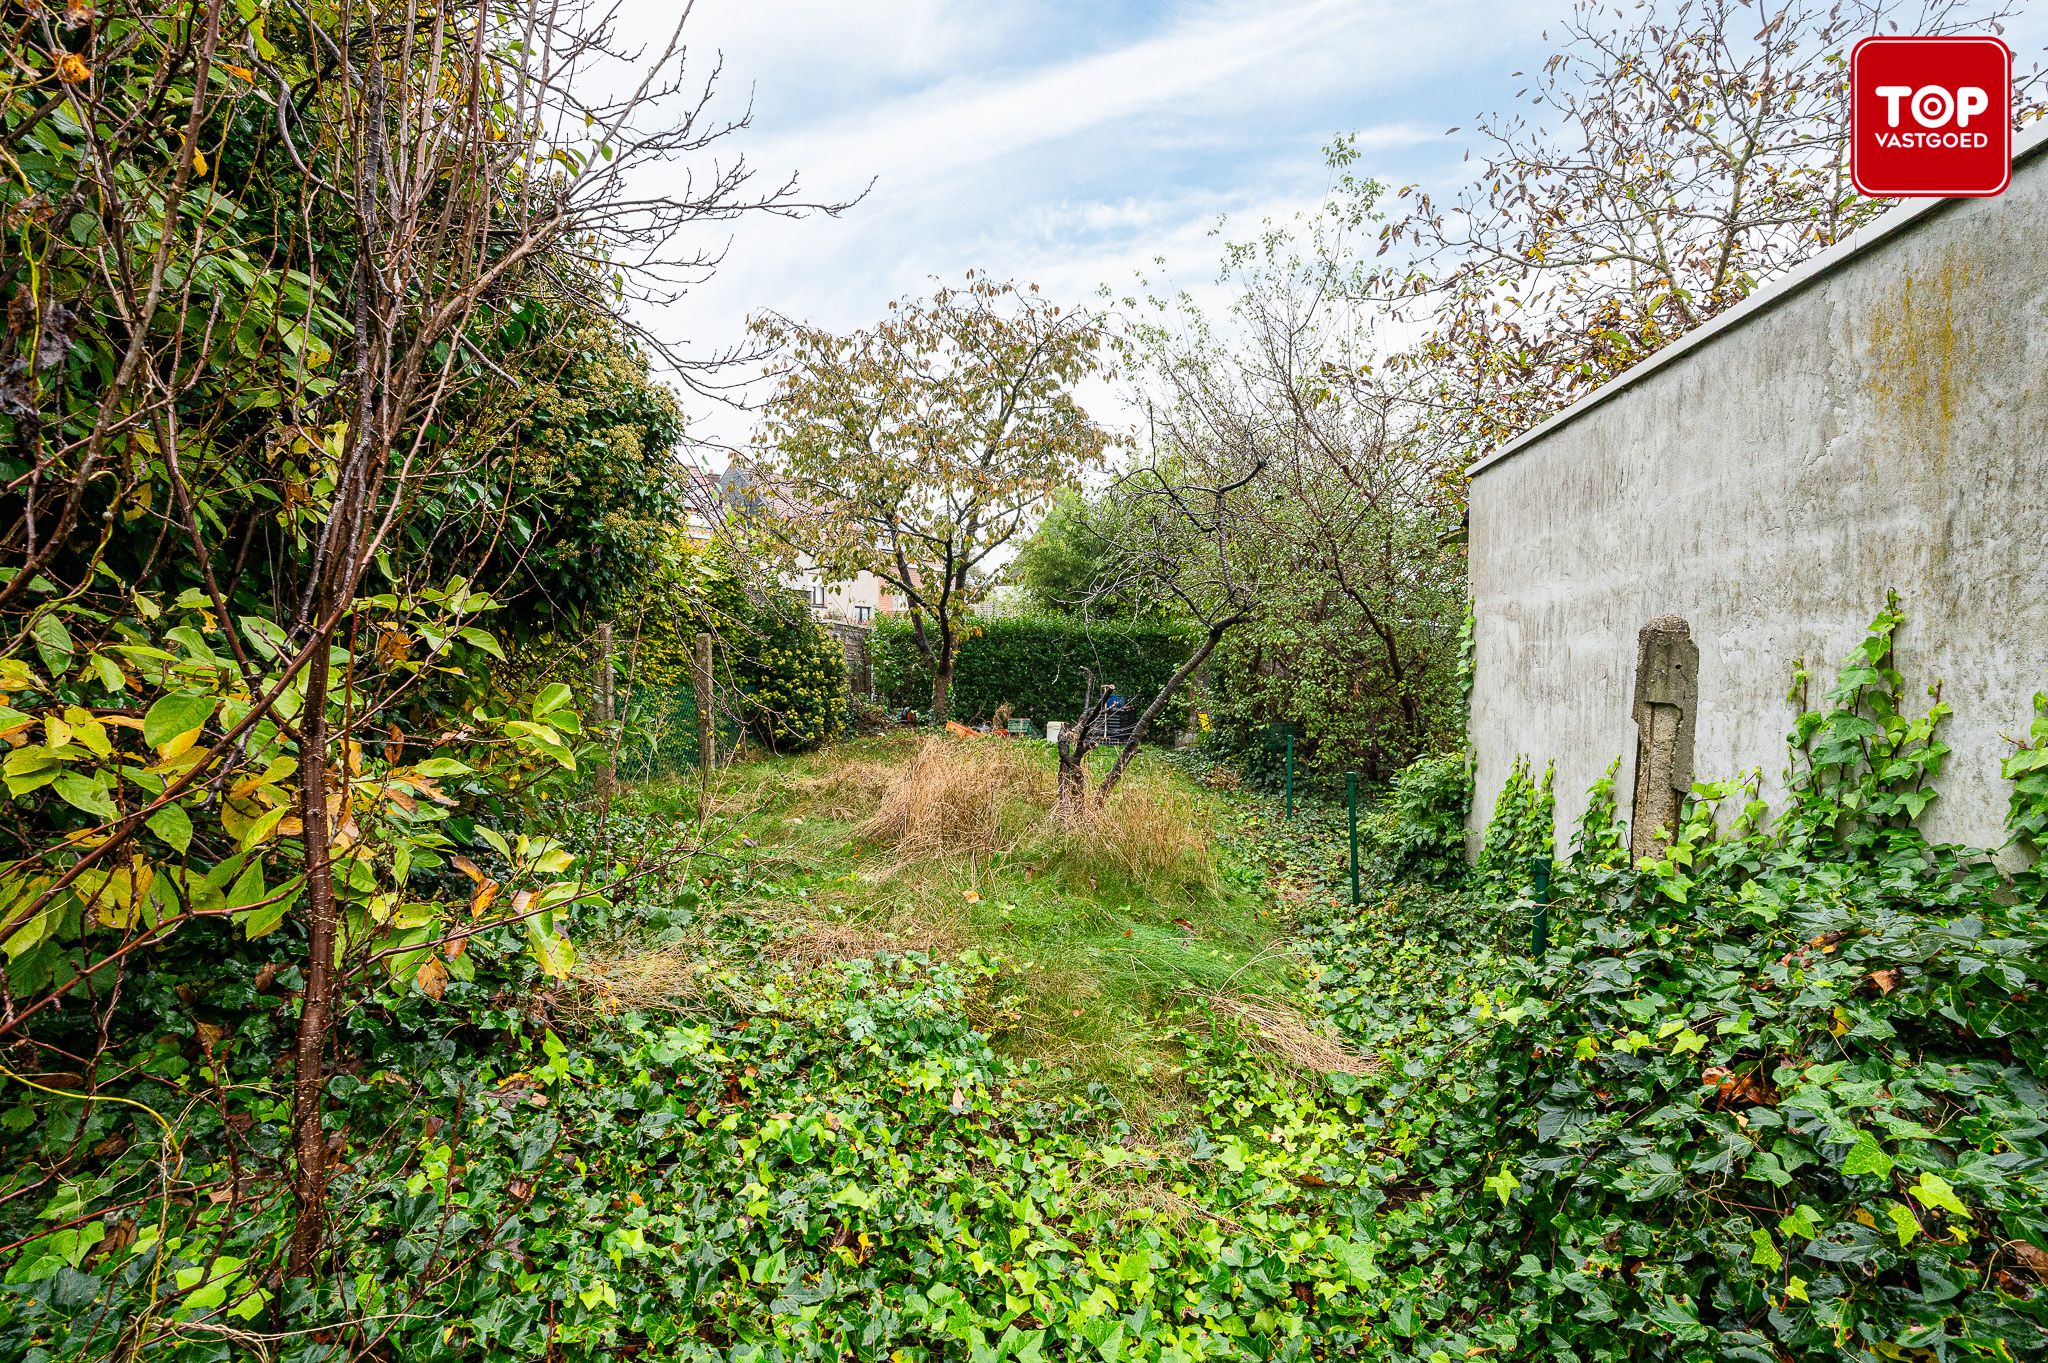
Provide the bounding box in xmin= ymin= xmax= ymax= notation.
xmin=1036 ymin=775 xmax=1218 ymax=894
xmin=855 ymin=736 xmax=1049 ymax=861
xmin=797 ymin=757 xmax=900 ymax=821
xmin=563 ymin=946 xmax=713 ymax=1021
xmin=763 ymin=917 xmax=958 ymax=966
xmin=1077 ymin=1177 xmax=1245 ymax=1232
xmin=1205 ymin=992 xmax=1381 ymax=1077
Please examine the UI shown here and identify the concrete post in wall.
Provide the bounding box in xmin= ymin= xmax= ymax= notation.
xmin=693 ymin=632 xmax=715 ymax=826
xmin=1630 ymin=616 xmax=1699 ymax=861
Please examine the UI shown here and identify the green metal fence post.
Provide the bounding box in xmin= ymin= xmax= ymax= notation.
xmin=1284 ymin=730 xmax=1294 ymax=821
xmin=1347 ymin=771 xmax=1361 ymax=907
xmin=1530 ymin=856 xmax=1553 ymax=957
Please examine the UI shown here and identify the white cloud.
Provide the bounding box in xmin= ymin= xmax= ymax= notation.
xmin=611 ymin=0 xmax=1545 ymax=457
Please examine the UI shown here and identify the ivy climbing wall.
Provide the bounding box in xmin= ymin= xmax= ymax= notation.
xmin=1465 ymin=127 xmax=2048 ymax=859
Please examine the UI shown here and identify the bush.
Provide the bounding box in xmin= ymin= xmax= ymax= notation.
xmin=598 ymin=540 xmax=846 ymax=758
xmin=1314 ymin=601 xmax=2048 ymax=1361
xmin=731 ymin=590 xmax=847 ymax=754
xmin=871 ymin=613 xmax=1198 ymax=730
xmin=1368 ymin=750 xmax=1472 ymax=885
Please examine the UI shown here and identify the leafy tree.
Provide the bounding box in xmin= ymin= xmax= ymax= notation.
xmin=1368 ymin=0 xmax=2040 ymax=465
xmin=748 ymin=275 xmax=1110 ymax=722
xmin=1095 ymin=176 xmax=1466 ymax=792
xmin=1009 ymin=488 xmax=1167 ymax=620
xmin=0 ymin=0 xmax=827 ymax=1286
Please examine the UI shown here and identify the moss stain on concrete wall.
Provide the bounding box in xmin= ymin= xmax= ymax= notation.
xmin=1865 ymin=244 xmax=1978 ymax=471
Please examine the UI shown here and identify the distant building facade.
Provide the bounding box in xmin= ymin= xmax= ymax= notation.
xmin=686 ymin=463 xmax=908 ymax=627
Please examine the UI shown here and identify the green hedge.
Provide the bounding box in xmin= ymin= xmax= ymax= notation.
xmin=872 ymin=614 xmax=1199 ymax=731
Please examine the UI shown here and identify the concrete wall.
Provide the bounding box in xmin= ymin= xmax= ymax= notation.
xmin=1466 ymin=132 xmax=2048 ymax=859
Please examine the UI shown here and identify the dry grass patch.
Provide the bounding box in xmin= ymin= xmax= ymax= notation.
xmin=562 ymin=945 xmax=717 ymax=1021
xmin=1033 ymin=774 xmax=1219 ymax=896
xmin=761 ymin=915 xmax=960 ymax=966
xmin=854 ymin=736 xmax=1050 ymax=862
xmin=786 ymin=756 xmax=899 ymax=821
xmin=1203 ymin=991 xmax=1381 ymax=1078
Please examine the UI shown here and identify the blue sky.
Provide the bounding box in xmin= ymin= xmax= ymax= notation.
xmin=614 ymin=0 xmax=2043 ymax=456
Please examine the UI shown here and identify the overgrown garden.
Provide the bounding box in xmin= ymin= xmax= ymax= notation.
xmin=4 ymin=1 xmax=2044 ymax=1360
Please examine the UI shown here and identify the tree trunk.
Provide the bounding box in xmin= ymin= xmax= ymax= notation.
xmin=1096 ymin=616 xmax=1240 ymax=805
xmin=287 ymin=633 xmax=338 ymax=1280
xmin=931 ymin=661 xmax=953 ymax=726
xmin=1053 ymin=671 xmax=1104 ymax=821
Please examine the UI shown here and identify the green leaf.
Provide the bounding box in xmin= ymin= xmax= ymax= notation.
xmin=1483 ymin=1166 xmax=1521 ymax=1205
xmin=227 ymin=859 xmax=265 ymax=911
xmin=53 ymin=772 xmax=116 ymax=821
xmin=30 ymin=614 xmax=74 ymax=672
xmin=532 ymin=682 xmax=572 ymax=719
xmin=1778 ymin=1205 xmax=1821 ymax=1240
xmin=1841 ymin=1132 xmax=1894 ymax=1179
xmin=241 ymin=878 xmax=298 ymax=940
xmin=238 ymin=615 xmax=291 ymax=660
xmin=1885 ymin=1201 xmax=1920 ymax=1246
xmin=142 ymin=692 xmax=217 ymax=749
xmin=2 ymin=890 xmax=61 ymax=963
xmin=1908 ymin=1171 xmax=1971 ymax=1220
xmin=146 ymin=805 xmax=194 ymax=854
xmin=1750 ymin=1227 xmax=1782 ymax=1271
xmin=457 ymin=626 xmax=506 ymax=660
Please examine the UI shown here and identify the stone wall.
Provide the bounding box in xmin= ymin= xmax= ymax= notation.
xmin=824 ymin=621 xmax=873 ymax=698
xmin=1466 ymin=130 xmax=2048 ymax=859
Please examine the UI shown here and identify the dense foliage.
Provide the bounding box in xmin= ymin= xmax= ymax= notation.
xmin=1009 ymin=490 xmax=1165 ymax=620
xmin=1318 ymin=606 xmax=2048 ymax=1361
xmin=0 ymin=0 xmax=799 ymax=1295
xmin=480 ymin=321 xmax=688 ymax=633
xmin=871 ymin=614 xmax=1197 ymax=729
xmin=1359 ymin=750 xmax=1472 ymax=887
xmin=737 ymin=591 xmax=849 ymax=754
xmin=0 ymin=767 xmax=1384 ymax=1361
xmin=614 ymin=541 xmax=847 ymax=756
xmin=1475 ymin=754 xmax=1557 ymax=896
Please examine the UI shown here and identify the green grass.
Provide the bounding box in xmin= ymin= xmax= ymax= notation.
xmin=622 ymin=732 xmax=1289 ymax=1105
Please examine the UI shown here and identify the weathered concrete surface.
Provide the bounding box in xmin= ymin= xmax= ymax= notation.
xmin=1467 ymin=133 xmax=2048 ymax=859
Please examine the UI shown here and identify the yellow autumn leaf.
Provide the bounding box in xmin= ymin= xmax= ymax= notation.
xmin=415 ymin=956 xmax=449 ymax=1000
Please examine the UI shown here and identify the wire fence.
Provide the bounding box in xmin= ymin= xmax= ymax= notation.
xmin=609 ymin=683 xmax=745 ymax=782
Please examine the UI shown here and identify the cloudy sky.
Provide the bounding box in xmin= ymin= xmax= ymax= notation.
xmin=608 ymin=0 xmax=2042 ymax=461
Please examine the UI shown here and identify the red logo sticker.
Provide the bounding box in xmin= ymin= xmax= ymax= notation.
xmin=1851 ymin=36 xmax=2012 ymax=197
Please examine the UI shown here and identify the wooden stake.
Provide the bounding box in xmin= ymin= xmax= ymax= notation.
xmin=694 ymin=632 xmax=714 ymax=825
xmin=594 ymin=623 xmax=615 ymax=794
